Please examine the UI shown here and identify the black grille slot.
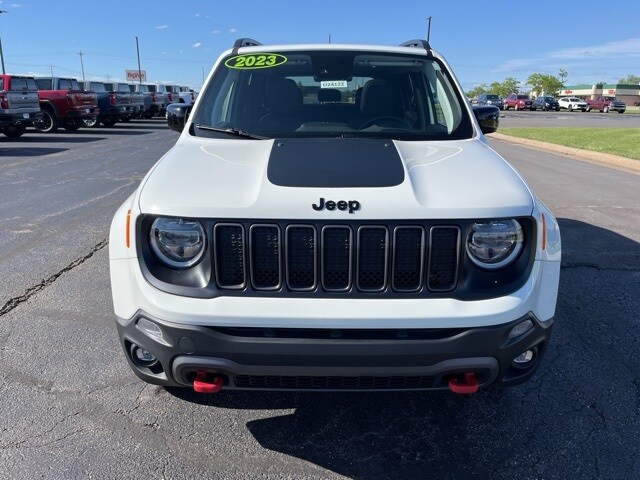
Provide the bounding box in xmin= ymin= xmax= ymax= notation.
xmin=250 ymin=225 xmax=281 ymax=289
xmin=322 ymin=226 xmax=352 ymax=291
xmin=234 ymin=375 xmax=434 ymax=390
xmin=286 ymin=226 xmax=316 ymax=290
xmin=214 ymin=224 xmax=245 ymax=288
xmin=428 ymin=227 xmax=460 ymax=291
xmin=357 ymin=227 xmax=388 ymax=292
xmin=392 ymin=227 xmax=424 ymax=292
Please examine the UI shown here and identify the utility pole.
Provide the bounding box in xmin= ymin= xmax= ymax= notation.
xmin=0 ymin=9 xmax=8 ymax=75
xmin=201 ymin=66 xmax=205 ymax=84
xmin=78 ymin=51 xmax=85 ymax=82
xmin=48 ymin=65 xmax=54 ymax=76
xmin=135 ymin=36 xmax=142 ymax=84
xmin=427 ymin=16 xmax=433 ymax=43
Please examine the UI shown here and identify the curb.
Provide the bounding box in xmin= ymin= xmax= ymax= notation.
xmin=488 ymin=132 xmax=640 ymax=173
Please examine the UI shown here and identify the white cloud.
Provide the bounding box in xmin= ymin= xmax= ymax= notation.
xmin=194 ymin=13 xmax=200 ymax=17
xmin=192 ymin=42 xmax=202 ymax=48
xmin=211 ymin=30 xmax=220 ymax=34
xmin=229 ymin=28 xmax=237 ymax=33
xmin=494 ymin=37 xmax=640 ymax=73
xmin=155 ymin=24 xmax=168 ymax=30
xmin=10 ymin=3 xmax=23 ymax=6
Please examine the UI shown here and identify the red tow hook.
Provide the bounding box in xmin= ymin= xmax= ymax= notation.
xmin=193 ymin=371 xmax=224 ymax=394
xmin=448 ymin=372 xmax=479 ymax=394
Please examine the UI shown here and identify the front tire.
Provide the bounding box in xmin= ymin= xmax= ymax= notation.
xmin=33 ymin=108 xmax=59 ymax=133
xmin=568 ymin=105 xmax=573 ymax=112
xmin=603 ymin=106 xmax=609 ymax=113
xmin=2 ymin=124 xmax=27 ymax=138
xmin=101 ymin=116 xmax=118 ymax=127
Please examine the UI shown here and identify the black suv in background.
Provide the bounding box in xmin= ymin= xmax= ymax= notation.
xmin=476 ymin=93 xmax=504 ymax=110
xmin=532 ymin=96 xmax=560 ymax=111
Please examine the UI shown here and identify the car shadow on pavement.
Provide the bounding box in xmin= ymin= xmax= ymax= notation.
xmin=167 ymin=218 xmax=640 ymax=479
xmin=0 ymin=147 xmax=68 ymax=157
xmin=7 ymin=135 xmax=106 ymax=144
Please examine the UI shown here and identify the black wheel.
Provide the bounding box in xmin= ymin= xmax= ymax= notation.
xmin=63 ymin=119 xmax=81 ymax=132
xmin=603 ymin=106 xmax=609 ymax=113
xmin=33 ymin=108 xmax=59 ymax=133
xmin=568 ymin=105 xmax=573 ymax=112
xmin=530 ymin=106 xmax=536 ymax=111
xmin=585 ymin=106 xmax=591 ymax=112
xmin=101 ymin=116 xmax=118 ymax=127
xmin=120 ymin=116 xmax=131 ymax=123
xmin=2 ymin=124 xmax=27 ymax=138
xmin=82 ymin=117 xmax=100 ymax=128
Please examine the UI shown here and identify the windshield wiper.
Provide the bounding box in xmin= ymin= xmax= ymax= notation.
xmin=195 ymin=124 xmax=267 ymax=139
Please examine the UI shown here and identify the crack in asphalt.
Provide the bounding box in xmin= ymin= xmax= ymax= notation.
xmin=0 ymin=238 xmax=108 ymax=317
xmin=561 ymin=262 xmax=640 ymax=272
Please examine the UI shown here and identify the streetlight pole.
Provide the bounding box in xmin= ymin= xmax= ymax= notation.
xmin=78 ymin=51 xmax=85 ymax=82
xmin=135 ymin=36 xmax=142 ymax=84
xmin=0 ymin=10 xmax=8 ymax=75
xmin=201 ymin=66 xmax=205 ymax=84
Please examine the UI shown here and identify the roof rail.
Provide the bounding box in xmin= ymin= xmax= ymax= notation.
xmin=400 ymin=39 xmax=431 ymax=50
xmin=232 ymin=38 xmax=263 ymax=53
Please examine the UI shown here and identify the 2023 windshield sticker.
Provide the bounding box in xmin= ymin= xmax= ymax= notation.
xmin=224 ymin=54 xmax=288 ymax=69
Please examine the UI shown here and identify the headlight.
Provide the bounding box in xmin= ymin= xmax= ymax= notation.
xmin=150 ymin=217 xmax=205 ymax=268
xmin=466 ymin=219 xmax=524 ymax=269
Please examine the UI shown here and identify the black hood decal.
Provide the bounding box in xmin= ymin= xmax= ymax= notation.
xmin=267 ymin=138 xmax=405 ymax=188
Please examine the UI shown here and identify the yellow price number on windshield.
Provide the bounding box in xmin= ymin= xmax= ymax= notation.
xmin=224 ymin=54 xmax=287 ymax=69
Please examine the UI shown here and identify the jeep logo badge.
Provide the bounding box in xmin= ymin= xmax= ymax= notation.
xmin=312 ymin=197 xmax=361 ymax=214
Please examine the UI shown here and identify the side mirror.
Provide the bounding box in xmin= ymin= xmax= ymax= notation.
xmin=166 ymin=103 xmax=192 ymax=132
xmin=472 ymin=105 xmax=500 ymax=134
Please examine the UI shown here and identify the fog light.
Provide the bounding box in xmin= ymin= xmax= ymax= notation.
xmin=136 ymin=317 xmax=163 ymax=339
xmin=130 ymin=344 xmax=158 ymax=367
xmin=508 ymin=319 xmax=533 ymax=339
xmin=513 ymin=349 xmax=534 ymax=365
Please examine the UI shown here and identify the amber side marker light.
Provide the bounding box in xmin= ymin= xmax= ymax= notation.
xmin=541 ymin=213 xmax=547 ymax=251
xmin=126 ymin=209 xmax=132 ymax=248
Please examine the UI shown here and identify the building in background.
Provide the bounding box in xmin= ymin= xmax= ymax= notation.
xmin=560 ymin=83 xmax=640 ymax=106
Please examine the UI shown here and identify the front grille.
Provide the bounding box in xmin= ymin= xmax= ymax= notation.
xmin=212 ymin=222 xmax=460 ymax=295
xmin=234 ymin=374 xmax=434 ymax=390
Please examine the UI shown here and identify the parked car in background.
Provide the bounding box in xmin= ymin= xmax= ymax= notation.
xmin=532 ymin=96 xmax=560 ymax=111
xmin=558 ymin=97 xmax=587 ymax=112
xmin=177 ymin=86 xmax=196 ymax=104
xmin=504 ymin=94 xmax=534 ymax=111
xmin=585 ymin=96 xmax=626 ymax=113
xmin=164 ymin=85 xmax=181 ymax=104
xmin=104 ymin=83 xmax=142 ymax=122
xmin=81 ymin=81 xmax=130 ymax=127
xmin=476 ymin=93 xmax=504 ymax=110
xmin=130 ymin=84 xmax=165 ymax=118
xmin=0 ymin=74 xmax=43 ymax=138
xmin=34 ymin=77 xmax=99 ymax=132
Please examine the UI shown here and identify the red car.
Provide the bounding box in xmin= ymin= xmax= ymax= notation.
xmin=33 ymin=77 xmax=99 ymax=133
xmin=504 ymin=94 xmax=534 ymax=111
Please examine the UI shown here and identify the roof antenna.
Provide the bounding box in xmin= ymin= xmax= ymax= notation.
xmin=427 ymin=16 xmax=433 ymax=43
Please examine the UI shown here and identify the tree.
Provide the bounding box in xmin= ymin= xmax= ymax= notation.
xmin=526 ymin=73 xmax=563 ymax=96
xmin=618 ymin=74 xmax=640 ymax=84
xmin=558 ymin=69 xmax=568 ymax=86
xmin=466 ymin=84 xmax=489 ymax=99
xmin=488 ymin=77 xmax=520 ymax=98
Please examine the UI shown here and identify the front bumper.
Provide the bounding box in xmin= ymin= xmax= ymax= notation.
xmin=117 ymin=311 xmax=552 ymax=391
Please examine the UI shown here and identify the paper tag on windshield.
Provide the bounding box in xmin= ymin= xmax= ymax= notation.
xmin=320 ymin=80 xmax=348 ymax=89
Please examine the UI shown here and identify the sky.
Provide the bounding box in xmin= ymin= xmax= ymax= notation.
xmin=1 ymin=0 xmax=639 ymax=91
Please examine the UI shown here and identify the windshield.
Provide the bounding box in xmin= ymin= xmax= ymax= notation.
xmin=486 ymin=94 xmax=499 ymax=100
xmin=192 ymin=50 xmax=472 ymax=140
xmin=517 ymin=95 xmax=529 ymax=100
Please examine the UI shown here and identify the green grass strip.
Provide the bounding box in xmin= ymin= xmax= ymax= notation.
xmin=500 ymin=128 xmax=640 ymax=160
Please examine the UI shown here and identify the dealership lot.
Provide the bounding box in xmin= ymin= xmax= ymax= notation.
xmin=0 ymin=118 xmax=639 ymax=478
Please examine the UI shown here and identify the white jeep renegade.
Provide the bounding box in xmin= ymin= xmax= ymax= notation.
xmin=109 ymin=38 xmax=561 ymax=394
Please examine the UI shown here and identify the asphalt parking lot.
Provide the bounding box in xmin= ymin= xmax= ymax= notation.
xmin=499 ymin=109 xmax=640 ymax=128
xmin=1 ymin=118 xmax=639 ymax=479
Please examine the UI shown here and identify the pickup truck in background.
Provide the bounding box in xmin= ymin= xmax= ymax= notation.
xmin=130 ymin=84 xmax=165 ymax=118
xmin=104 ymin=83 xmax=143 ymax=122
xmin=81 ymin=81 xmax=131 ymax=127
xmin=177 ymin=86 xmax=196 ymax=104
xmin=0 ymin=74 xmax=43 ymax=138
xmin=586 ymin=96 xmax=626 ymax=113
xmin=34 ymin=77 xmax=99 ymax=133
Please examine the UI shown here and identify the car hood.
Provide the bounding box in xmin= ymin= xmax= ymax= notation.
xmin=138 ymin=136 xmax=534 ymax=220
